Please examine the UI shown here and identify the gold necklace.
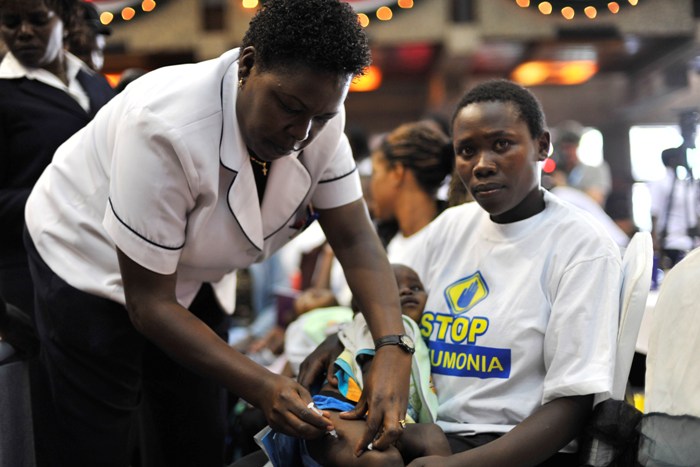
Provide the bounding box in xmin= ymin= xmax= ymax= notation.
xmin=249 ymin=155 xmax=268 ymax=176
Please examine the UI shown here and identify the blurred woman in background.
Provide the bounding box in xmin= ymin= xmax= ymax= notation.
xmin=1 ymin=1 xmax=114 ymax=464
xmin=0 ymin=0 xmax=114 ymax=314
xmin=370 ymin=120 xmax=455 ymax=267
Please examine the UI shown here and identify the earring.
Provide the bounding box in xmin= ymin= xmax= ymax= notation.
xmin=238 ymin=78 xmax=244 ymax=89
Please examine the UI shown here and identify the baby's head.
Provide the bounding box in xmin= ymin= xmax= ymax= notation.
xmin=348 ymin=264 xmax=427 ymax=322
xmin=392 ymin=264 xmax=427 ymax=323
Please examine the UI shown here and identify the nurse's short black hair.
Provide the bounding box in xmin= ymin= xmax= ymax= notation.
xmin=241 ymin=0 xmax=371 ymax=77
xmin=452 ymin=79 xmax=547 ymax=139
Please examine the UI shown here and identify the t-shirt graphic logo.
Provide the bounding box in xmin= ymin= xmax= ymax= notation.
xmin=444 ymin=271 xmax=489 ymax=315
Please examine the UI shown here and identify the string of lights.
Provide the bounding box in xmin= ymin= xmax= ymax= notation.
xmin=515 ymin=0 xmax=641 ymax=20
xmin=242 ymin=0 xmax=417 ymax=27
xmin=92 ymin=0 xmax=420 ymax=29
xmin=87 ymin=0 xmax=159 ymax=26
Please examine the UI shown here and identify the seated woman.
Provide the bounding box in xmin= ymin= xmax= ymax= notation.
xmin=406 ymin=79 xmax=622 ymax=466
xmin=261 ymin=264 xmax=451 ymax=467
xmin=369 ymin=120 xmax=454 ymax=267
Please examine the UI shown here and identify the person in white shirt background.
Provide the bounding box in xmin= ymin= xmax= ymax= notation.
xmin=649 ymin=110 xmax=700 ymax=270
xmin=369 ymin=119 xmax=455 ymax=269
xmin=551 ymin=120 xmax=612 ymax=207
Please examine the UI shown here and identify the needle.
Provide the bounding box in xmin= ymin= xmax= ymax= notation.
xmin=307 ymin=401 xmax=338 ymax=438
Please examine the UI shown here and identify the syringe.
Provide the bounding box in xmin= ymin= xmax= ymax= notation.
xmin=307 ymin=401 xmax=338 ymax=438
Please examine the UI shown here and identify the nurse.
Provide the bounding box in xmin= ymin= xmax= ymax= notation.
xmin=23 ymin=0 xmax=411 ymax=465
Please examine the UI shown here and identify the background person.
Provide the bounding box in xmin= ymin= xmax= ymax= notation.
xmin=67 ymin=0 xmax=111 ymax=72
xmin=551 ymin=120 xmax=612 ymax=207
xmin=544 ymin=168 xmax=630 ymax=249
xmin=0 ymin=0 xmax=114 ymax=315
xmin=649 ymin=110 xmax=700 ymax=270
xmin=0 ymin=4 xmax=114 ymax=462
xmin=369 ymin=119 xmax=454 ymax=267
xmin=23 ymin=0 xmax=411 ymax=465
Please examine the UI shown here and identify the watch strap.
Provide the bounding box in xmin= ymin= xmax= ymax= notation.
xmin=374 ymin=334 xmax=415 ymax=354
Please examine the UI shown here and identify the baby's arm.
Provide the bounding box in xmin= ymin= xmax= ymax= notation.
xmin=306 ymin=411 xmax=404 ymax=467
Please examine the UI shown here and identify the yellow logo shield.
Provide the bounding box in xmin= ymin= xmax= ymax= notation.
xmin=444 ymin=272 xmax=489 ymax=315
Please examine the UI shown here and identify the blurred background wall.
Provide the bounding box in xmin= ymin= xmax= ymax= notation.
xmin=4 ymin=0 xmax=700 ymax=231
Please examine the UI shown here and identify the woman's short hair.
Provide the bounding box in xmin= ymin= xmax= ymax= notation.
xmin=241 ymin=0 xmax=371 ymax=77
xmin=452 ymin=79 xmax=547 ymax=139
xmin=379 ymin=120 xmax=454 ymax=196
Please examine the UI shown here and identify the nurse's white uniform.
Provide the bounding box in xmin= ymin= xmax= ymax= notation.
xmin=25 ymin=48 xmax=362 ymax=307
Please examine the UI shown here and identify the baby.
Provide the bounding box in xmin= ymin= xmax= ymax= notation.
xmin=259 ymin=264 xmax=450 ymax=466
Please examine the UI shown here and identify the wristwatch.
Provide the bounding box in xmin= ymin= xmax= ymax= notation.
xmin=374 ymin=334 xmax=415 ymax=355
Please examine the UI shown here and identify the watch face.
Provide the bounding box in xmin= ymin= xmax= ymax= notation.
xmin=400 ymin=335 xmax=415 ymax=349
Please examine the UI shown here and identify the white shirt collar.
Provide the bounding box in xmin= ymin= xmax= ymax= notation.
xmin=0 ymin=51 xmax=93 ymax=112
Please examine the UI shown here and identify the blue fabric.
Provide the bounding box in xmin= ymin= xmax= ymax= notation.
xmin=312 ymin=393 xmax=354 ymax=413
xmin=261 ymin=394 xmax=351 ymax=467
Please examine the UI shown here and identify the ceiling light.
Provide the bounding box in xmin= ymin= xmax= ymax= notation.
xmin=511 ymin=59 xmax=598 ymax=85
xmin=350 ymin=65 xmax=382 ymax=92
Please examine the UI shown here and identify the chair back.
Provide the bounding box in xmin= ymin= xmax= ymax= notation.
xmin=644 ymin=246 xmax=700 ymax=416
xmin=580 ymin=233 xmax=653 ymax=466
xmin=611 ymin=232 xmax=653 ymax=400
xmin=638 ymin=247 xmax=700 ymax=465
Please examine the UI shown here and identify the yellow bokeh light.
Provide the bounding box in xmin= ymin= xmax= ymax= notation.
xmin=538 ymin=2 xmax=553 ymax=15
xmin=608 ymin=2 xmax=620 ymax=13
xmin=559 ymin=61 xmax=598 ymax=84
xmin=511 ymin=60 xmax=598 ymax=86
xmin=350 ymin=65 xmax=382 ymax=92
xmin=628 ymin=0 xmax=638 ymax=5
xmin=397 ymin=0 xmax=414 ymax=8
xmin=142 ymin=0 xmax=156 ymax=12
xmin=512 ymin=62 xmax=550 ymax=86
xmin=376 ymin=6 xmax=392 ymax=21
xmin=100 ymin=11 xmax=114 ymax=25
xmin=242 ymin=0 xmax=259 ymax=9
xmin=357 ymin=13 xmax=370 ymax=27
xmin=516 ymin=0 xmax=530 ymax=7
xmin=104 ymin=73 xmax=121 ymax=88
xmin=561 ymin=6 xmax=574 ymax=19
xmin=584 ymin=6 xmax=597 ymax=18
xmin=121 ymin=7 xmax=135 ymax=20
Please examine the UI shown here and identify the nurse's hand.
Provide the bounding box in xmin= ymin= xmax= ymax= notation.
xmin=340 ymin=345 xmax=412 ymax=457
xmin=259 ymin=373 xmax=335 ymax=439
xmin=297 ymin=333 xmax=343 ymax=390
